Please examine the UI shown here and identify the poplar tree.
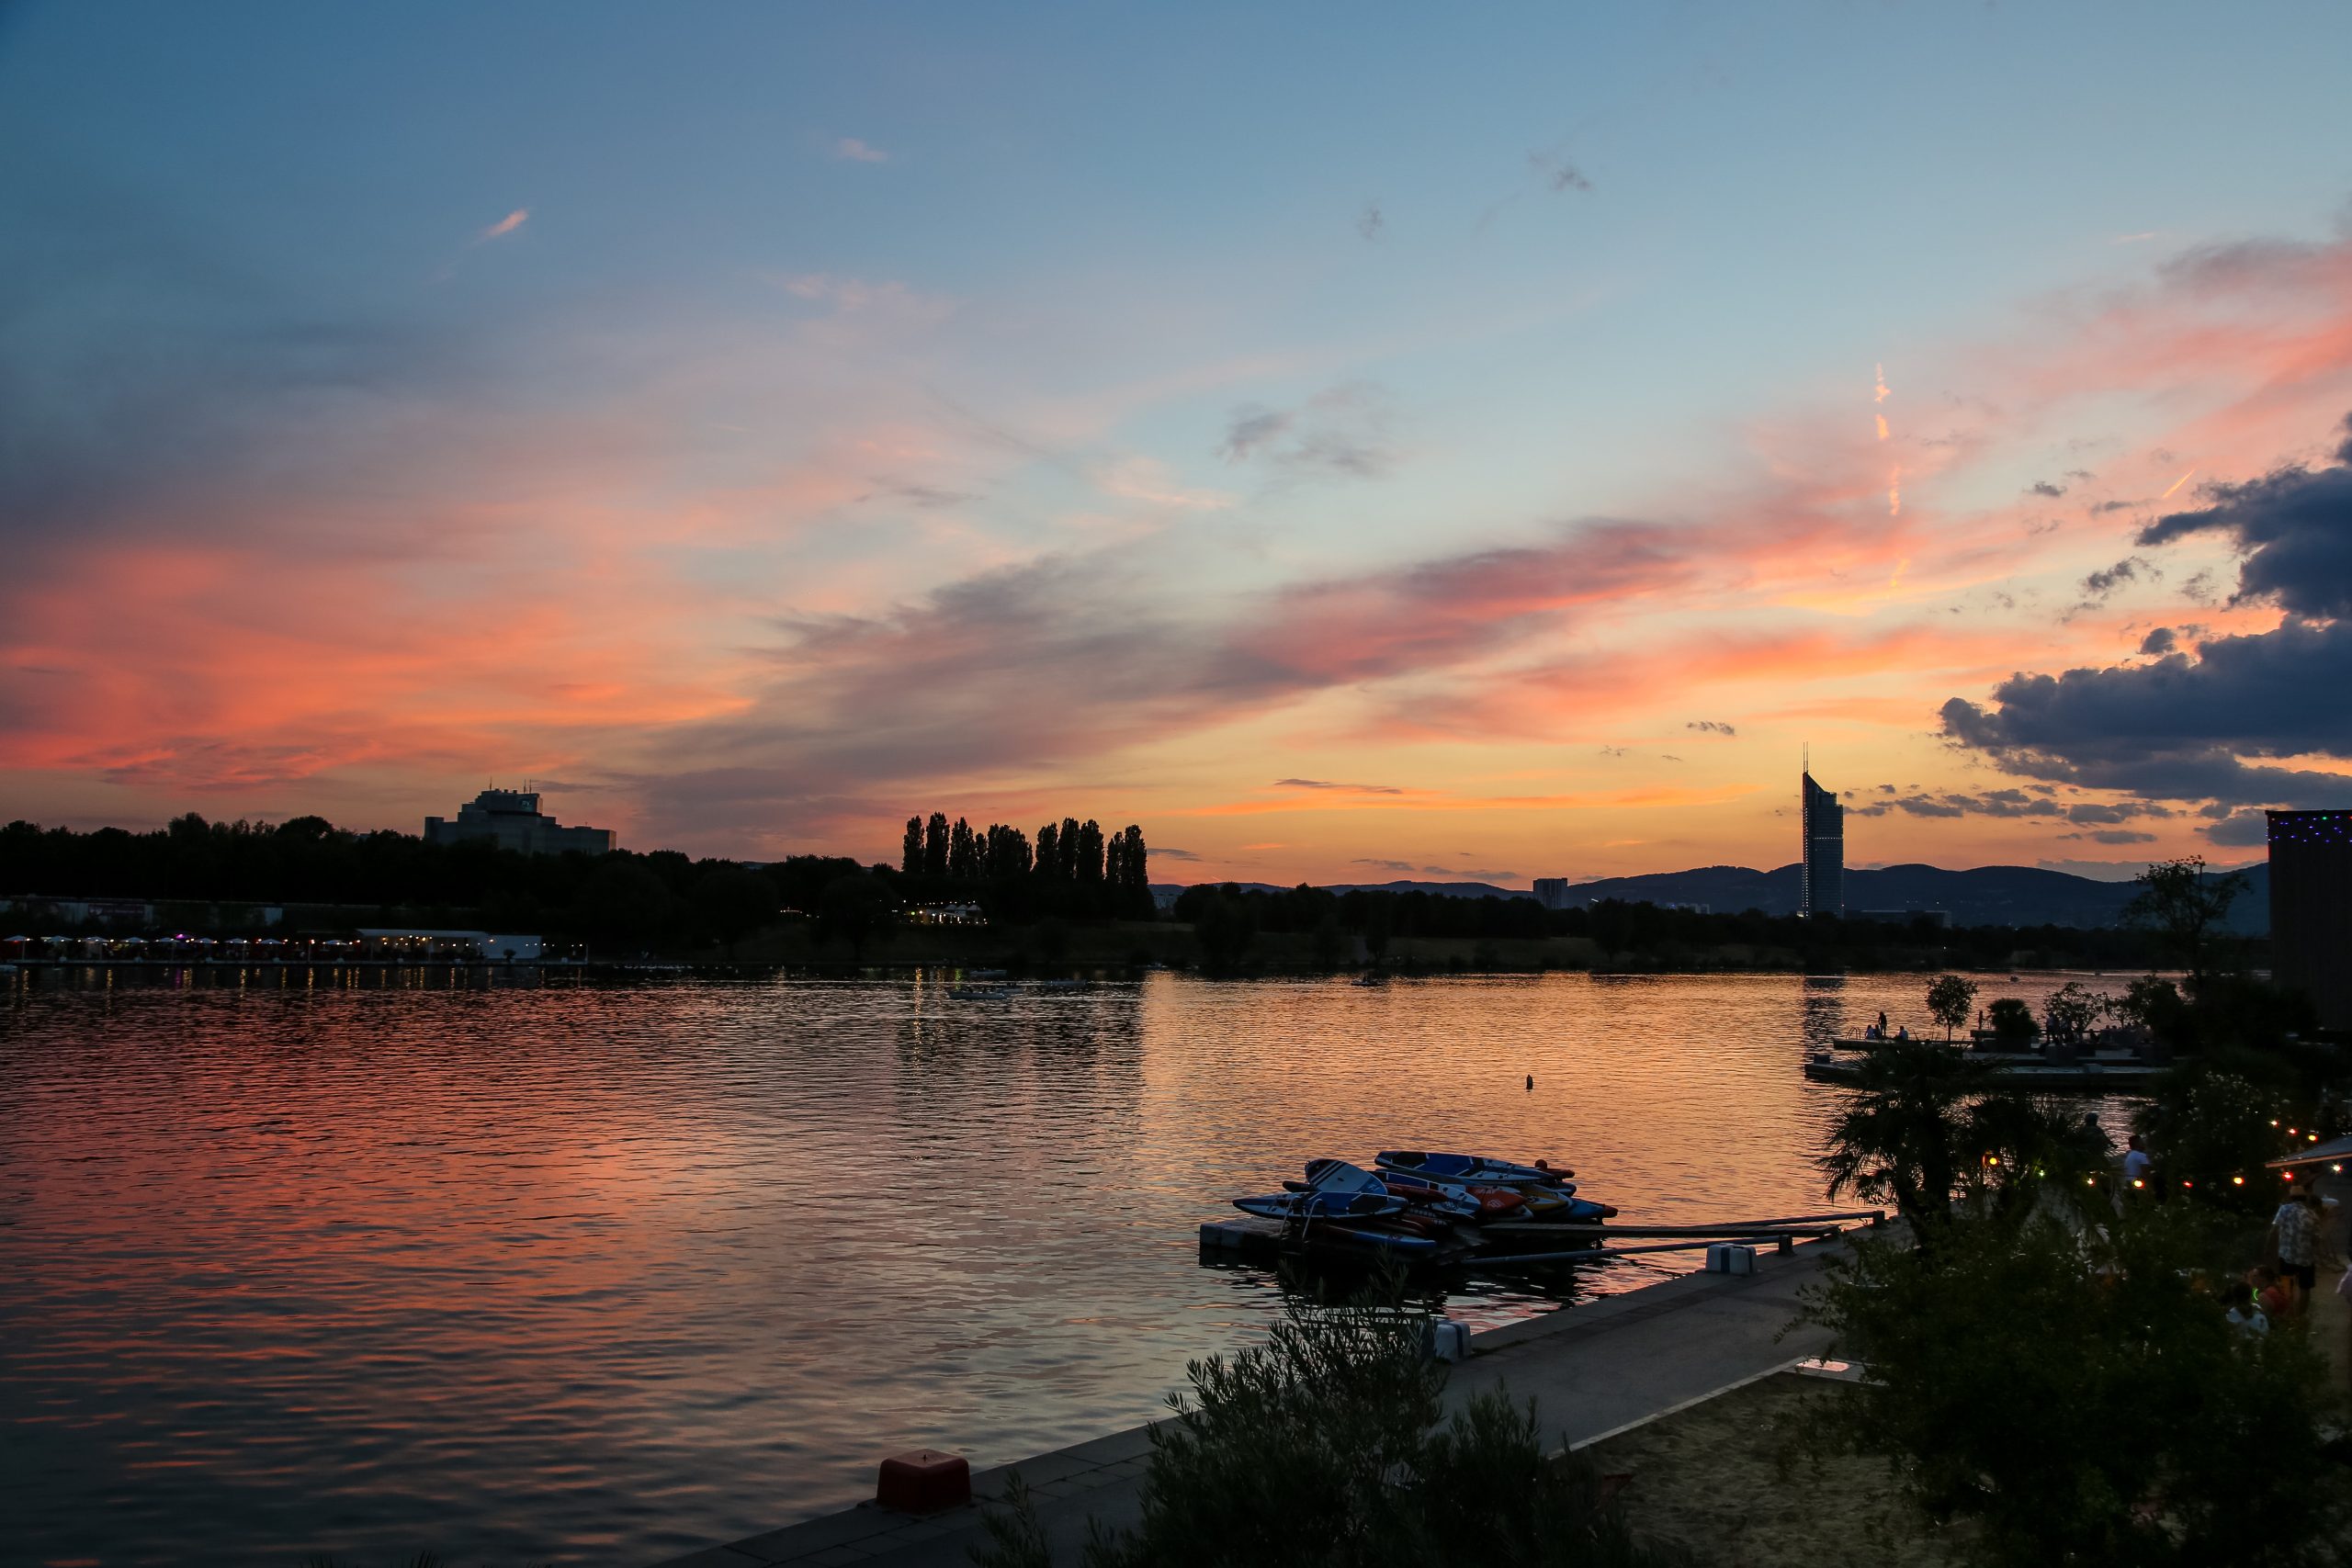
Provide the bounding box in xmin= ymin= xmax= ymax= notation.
xmin=924 ymin=812 xmax=950 ymax=877
xmin=900 ymin=816 xmax=924 ymax=875
xmin=1035 ymin=822 xmax=1060 ymax=881
xmin=1074 ymin=819 xmax=1105 ymax=884
xmin=1115 ymin=825 xmax=1148 ymax=895
xmin=987 ymin=824 xmax=1032 ymax=878
xmin=949 ymin=818 xmax=978 ymax=879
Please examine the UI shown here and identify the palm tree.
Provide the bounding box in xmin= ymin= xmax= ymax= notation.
xmin=1961 ymin=1092 xmax=2114 ymax=1222
xmin=1819 ymin=1043 xmax=2112 ymax=1258
xmin=1816 ymin=1041 xmax=1992 ymax=1259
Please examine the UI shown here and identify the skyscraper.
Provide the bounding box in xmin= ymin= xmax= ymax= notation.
xmin=1801 ymin=768 xmax=1843 ymax=918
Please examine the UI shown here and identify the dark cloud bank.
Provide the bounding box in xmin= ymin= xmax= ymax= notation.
xmin=1942 ymin=412 xmax=2352 ymax=839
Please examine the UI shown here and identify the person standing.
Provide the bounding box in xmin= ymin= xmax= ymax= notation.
xmin=2271 ymin=1189 xmax=2321 ymax=1314
xmin=2122 ymin=1134 xmax=2153 ymax=1190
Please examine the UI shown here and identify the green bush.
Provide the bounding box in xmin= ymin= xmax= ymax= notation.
xmin=976 ymin=1277 xmax=1655 ymax=1568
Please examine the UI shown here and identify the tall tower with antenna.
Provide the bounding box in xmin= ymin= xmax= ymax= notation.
xmin=1800 ymin=749 xmax=1843 ymax=918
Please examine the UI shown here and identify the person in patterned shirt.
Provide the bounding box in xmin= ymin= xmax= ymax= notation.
xmin=2271 ymin=1189 xmax=2321 ymax=1313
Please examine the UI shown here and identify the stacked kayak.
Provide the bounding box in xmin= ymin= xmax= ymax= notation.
xmin=1374 ymin=1151 xmax=1575 ymax=1189
xmin=1232 ymin=1179 xmax=1442 ymax=1254
xmin=1230 ymin=1149 xmax=1618 ymax=1258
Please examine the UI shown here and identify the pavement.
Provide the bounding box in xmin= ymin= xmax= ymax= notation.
xmin=651 ymin=1235 xmax=1848 ymax=1568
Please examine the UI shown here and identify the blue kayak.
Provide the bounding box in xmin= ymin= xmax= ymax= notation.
xmin=1374 ymin=1151 xmax=1575 ymax=1190
xmin=1233 ymin=1189 xmax=1408 ymax=1223
xmin=1291 ymin=1159 xmax=1482 ymax=1225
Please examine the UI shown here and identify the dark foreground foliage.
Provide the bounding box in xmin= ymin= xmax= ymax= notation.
xmin=975 ymin=1276 xmax=1656 ymax=1568
xmin=1802 ymin=1209 xmax=2346 ymax=1567
xmin=1815 ymin=1039 xmax=2111 ymax=1259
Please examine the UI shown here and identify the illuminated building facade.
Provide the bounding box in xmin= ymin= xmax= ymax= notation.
xmin=2267 ymin=809 xmax=2351 ymax=1029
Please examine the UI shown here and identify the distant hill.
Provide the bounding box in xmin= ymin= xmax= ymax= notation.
xmin=1154 ymin=862 xmax=2270 ymax=933
xmin=1567 ymin=861 xmax=2268 ymax=933
xmin=1152 ymin=878 xmax=1521 ymax=900
xmin=1326 ymin=878 xmax=1522 ymax=899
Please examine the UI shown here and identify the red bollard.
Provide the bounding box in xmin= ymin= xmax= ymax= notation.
xmin=877 ymin=1449 xmax=972 ymax=1513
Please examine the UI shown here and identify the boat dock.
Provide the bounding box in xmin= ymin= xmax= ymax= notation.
xmin=650 ymin=1231 xmax=1853 ymax=1568
xmin=1803 ymin=1055 xmax=2159 ymax=1091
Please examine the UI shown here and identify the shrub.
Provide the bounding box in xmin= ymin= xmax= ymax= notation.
xmin=1985 ymin=998 xmax=2037 ymax=1042
xmin=976 ymin=1276 xmax=1655 ymax=1568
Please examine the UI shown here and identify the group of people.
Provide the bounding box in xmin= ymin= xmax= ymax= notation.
xmin=1860 ymin=1010 xmax=1910 ymax=1043
xmin=2117 ymin=1135 xmax=2346 ymax=1337
xmin=2225 ymin=1187 xmax=2343 ymax=1336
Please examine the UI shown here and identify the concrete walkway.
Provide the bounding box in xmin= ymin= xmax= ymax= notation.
xmin=654 ymin=1236 xmax=1845 ymax=1568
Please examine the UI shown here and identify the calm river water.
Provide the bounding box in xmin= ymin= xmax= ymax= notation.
xmin=1 ymin=967 xmax=2115 ymax=1566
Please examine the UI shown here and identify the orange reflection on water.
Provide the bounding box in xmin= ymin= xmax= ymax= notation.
xmin=2 ymin=968 xmax=2122 ymax=1565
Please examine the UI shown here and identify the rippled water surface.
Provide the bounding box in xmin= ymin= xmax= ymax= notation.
xmin=2 ymin=967 xmax=2111 ymax=1566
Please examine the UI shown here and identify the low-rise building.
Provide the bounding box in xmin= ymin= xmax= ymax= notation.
xmin=357 ymin=929 xmax=545 ymax=962
xmin=424 ymin=789 xmax=615 ymax=856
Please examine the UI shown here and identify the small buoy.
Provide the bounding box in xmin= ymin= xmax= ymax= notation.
xmin=1525 ymin=1074 xmax=1534 ymax=1091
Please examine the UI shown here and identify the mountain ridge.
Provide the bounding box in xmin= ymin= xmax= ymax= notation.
xmin=1157 ymin=862 xmax=2271 ymax=932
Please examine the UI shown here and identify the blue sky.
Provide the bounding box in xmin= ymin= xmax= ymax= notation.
xmin=6 ymin=1 xmax=2351 ymax=878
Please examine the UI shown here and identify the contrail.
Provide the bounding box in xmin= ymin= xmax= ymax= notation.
xmin=1888 ymin=467 xmax=1902 ymax=517
xmin=1873 ymin=364 xmax=1890 ymax=403
xmin=2160 ymin=467 xmax=2197 ymax=500
xmin=1875 ymin=413 xmax=1889 ymax=442
xmin=477 ymin=208 xmax=529 ymax=242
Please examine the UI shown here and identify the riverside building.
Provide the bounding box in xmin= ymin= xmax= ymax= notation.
xmin=424 ymin=789 xmax=616 ymax=856
xmin=2267 ymin=809 xmax=2351 ymax=1029
xmin=1800 ymin=768 xmax=1843 ymax=917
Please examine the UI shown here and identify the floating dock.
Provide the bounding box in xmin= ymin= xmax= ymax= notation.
xmin=1199 ymin=1209 xmax=1880 ymax=1272
xmin=1804 ymin=1055 xmax=2159 ymax=1091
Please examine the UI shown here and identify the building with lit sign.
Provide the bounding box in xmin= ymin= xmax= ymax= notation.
xmin=2267 ymin=809 xmax=2351 ymax=1030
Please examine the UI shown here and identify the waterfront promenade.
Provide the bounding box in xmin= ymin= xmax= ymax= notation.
xmin=655 ymin=1236 xmax=1842 ymax=1568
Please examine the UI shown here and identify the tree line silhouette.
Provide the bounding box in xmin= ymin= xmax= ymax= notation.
xmin=0 ymin=813 xmax=873 ymax=950
xmin=1170 ymin=880 xmax=2197 ymax=973
xmin=896 ymin=812 xmax=1154 ymax=921
xmin=0 ymin=809 xmax=1159 ymax=948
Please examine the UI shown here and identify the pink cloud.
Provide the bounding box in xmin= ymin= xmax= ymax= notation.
xmin=476 ymin=208 xmax=529 ymax=242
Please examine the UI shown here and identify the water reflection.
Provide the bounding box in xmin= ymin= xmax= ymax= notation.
xmin=1 ymin=967 xmax=2114 ymax=1566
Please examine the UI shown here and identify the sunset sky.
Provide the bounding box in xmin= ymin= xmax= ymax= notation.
xmin=6 ymin=2 xmax=2352 ymax=885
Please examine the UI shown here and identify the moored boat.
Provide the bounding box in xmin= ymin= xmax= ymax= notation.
xmin=1374 ymin=1150 xmax=1576 ymax=1190
xmin=1232 ymin=1189 xmax=1408 ymax=1223
xmin=1376 ymin=1168 xmax=1524 ymax=1221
